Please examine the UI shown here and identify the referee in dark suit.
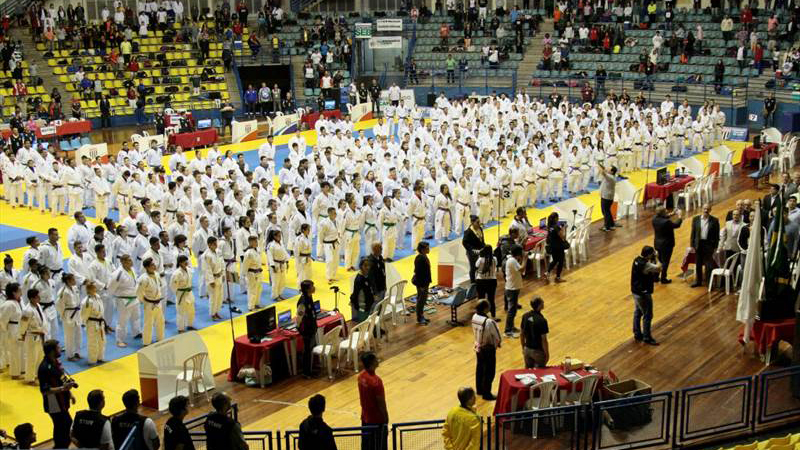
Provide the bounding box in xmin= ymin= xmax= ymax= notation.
xmin=652 ymin=207 xmax=683 ymax=284
xmin=689 ymin=205 xmax=720 ymax=288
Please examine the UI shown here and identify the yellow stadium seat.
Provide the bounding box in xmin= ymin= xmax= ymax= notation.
xmin=36 ymin=43 xmax=46 ymax=51
xmin=790 ymin=435 xmax=800 ymax=445
xmin=34 ymin=86 xmax=45 ymax=94
xmin=58 ymin=75 xmax=70 ymax=83
xmin=760 ymin=436 xmax=792 ymax=450
xmin=733 ymin=443 xmax=758 ymax=450
xmin=88 ymin=100 xmax=98 ymax=108
xmin=48 ymin=59 xmax=57 ymax=67
xmin=214 ymin=67 xmax=223 ymax=74
xmin=41 ymin=94 xmax=51 ymax=103
xmin=114 ymin=80 xmax=123 ymax=88
xmin=66 ymin=83 xmax=76 ymax=91
xmin=766 ymin=445 xmax=794 ymax=450
xmin=142 ymin=78 xmax=152 ymax=86
xmin=155 ymin=86 xmax=165 ymax=94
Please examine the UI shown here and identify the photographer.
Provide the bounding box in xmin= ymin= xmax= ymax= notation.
xmin=38 ymin=340 xmax=76 ymax=449
xmin=630 ymin=246 xmax=662 ymax=346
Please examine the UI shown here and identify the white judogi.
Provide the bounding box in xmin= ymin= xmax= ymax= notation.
xmin=379 ymin=206 xmax=400 ymax=260
xmin=20 ymin=302 xmax=49 ymax=382
xmin=294 ymin=234 xmax=312 ymax=285
xmin=318 ymin=217 xmax=339 ymax=280
xmin=80 ymin=294 xmax=106 ymax=364
xmin=202 ymin=248 xmax=224 ymax=318
xmin=108 ymin=267 xmax=141 ymax=345
xmin=88 ymin=257 xmax=114 ymax=328
xmin=342 ymin=208 xmax=363 ymax=270
xmin=266 ymin=240 xmax=289 ymax=300
xmin=56 ymin=285 xmax=83 ymax=358
xmin=136 ymin=271 xmax=165 ymax=345
xmin=0 ymin=300 xmax=24 ymax=377
xmin=32 ymin=276 xmax=58 ymax=338
xmin=240 ymin=247 xmax=263 ymax=311
xmin=362 ymin=205 xmax=379 ymax=252
xmin=92 ymin=176 xmax=112 ymax=221
xmin=434 ymin=193 xmax=453 ymax=241
xmin=169 ymin=266 xmax=195 ymax=331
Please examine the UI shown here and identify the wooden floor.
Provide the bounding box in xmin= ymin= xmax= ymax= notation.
xmin=138 ymin=171 xmax=774 ymax=435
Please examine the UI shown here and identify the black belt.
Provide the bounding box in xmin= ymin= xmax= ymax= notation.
xmin=299 ymin=252 xmax=311 ymax=257
xmin=53 ymin=184 xmax=63 ymax=188
xmin=551 ymin=169 xmax=562 ymax=172
xmin=323 ymin=239 xmax=338 ymax=244
xmin=143 ymin=297 xmax=162 ymax=304
xmin=248 ymin=268 xmax=263 ymax=273
xmin=40 ymin=302 xmax=55 ymax=309
xmin=437 ymin=208 xmax=451 ymax=212
xmin=7 ymin=320 xmax=18 ymax=325
xmin=51 ymin=268 xmax=63 ymax=274
xmin=88 ymin=317 xmax=105 ymax=324
xmin=166 ymin=209 xmax=177 ymax=213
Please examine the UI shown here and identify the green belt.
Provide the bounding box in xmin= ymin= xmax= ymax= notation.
xmin=177 ymin=288 xmax=192 ymax=304
xmin=117 ymin=295 xmax=137 ymax=306
xmin=346 ymin=228 xmax=359 ymax=233
xmin=365 ymin=222 xmax=376 ymax=229
xmin=383 ymin=222 xmax=396 ymax=227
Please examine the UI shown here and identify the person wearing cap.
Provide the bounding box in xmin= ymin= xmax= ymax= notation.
xmin=598 ymin=163 xmax=619 ymax=232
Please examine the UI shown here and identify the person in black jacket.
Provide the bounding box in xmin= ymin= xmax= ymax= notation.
xmin=652 ymin=207 xmax=683 ymax=283
xmin=462 ymin=215 xmax=485 ymax=284
xmin=366 ymin=242 xmax=387 ymax=301
xmin=204 ymin=393 xmax=248 ymax=450
xmin=71 ymin=390 xmax=113 ymax=450
xmin=164 ymin=396 xmax=195 ymax=450
xmin=631 ymin=246 xmax=662 ymax=345
xmin=99 ymin=94 xmax=112 ymax=128
xmin=298 ymin=395 xmax=337 ymax=450
xmin=413 ymin=241 xmax=432 ymax=325
xmin=351 ymin=258 xmax=375 ymax=323
xmin=296 ymin=280 xmax=318 ymax=378
xmin=689 ymin=204 xmax=720 ymax=287
xmin=545 ymin=212 xmax=568 ymax=283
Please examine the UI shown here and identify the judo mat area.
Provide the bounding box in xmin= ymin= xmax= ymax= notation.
xmin=0 ymin=118 xmax=747 ymax=441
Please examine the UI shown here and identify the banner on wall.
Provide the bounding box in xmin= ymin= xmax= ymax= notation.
xmin=76 ymin=142 xmax=108 ymax=161
xmin=231 ymin=119 xmax=259 ymax=143
xmin=350 ymin=103 xmax=373 ymax=122
xmin=355 ymin=23 xmax=373 ymax=39
xmin=271 ymin=113 xmax=301 ymax=136
xmin=131 ymin=133 xmax=165 ymax=151
xmin=723 ymin=127 xmax=748 ymax=142
xmin=368 ymin=36 xmax=402 ymax=49
xmin=376 ymin=18 xmax=403 ymax=32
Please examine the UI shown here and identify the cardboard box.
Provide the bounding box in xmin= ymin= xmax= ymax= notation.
xmin=605 ymin=379 xmax=652 ymax=399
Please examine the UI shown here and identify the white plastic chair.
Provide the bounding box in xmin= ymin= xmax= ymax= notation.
xmin=720 ymin=149 xmax=735 ymax=176
xmin=528 ymin=239 xmax=548 ymax=278
xmin=524 ymin=381 xmax=559 ymax=438
xmin=385 ymin=280 xmax=409 ymax=325
xmin=369 ymin=300 xmax=388 ymax=349
xmin=377 ymin=298 xmax=396 ymax=343
xmin=312 ymin=325 xmax=343 ymax=380
xmin=337 ymin=319 xmax=371 ymax=372
xmin=701 ymin=173 xmax=715 ymax=204
xmin=562 ymin=374 xmax=600 ymax=406
xmin=619 ymin=187 xmax=642 ymax=221
xmin=676 ymin=180 xmax=698 ymax=213
xmin=771 ymin=137 xmax=797 ymax=173
xmin=174 ymin=352 xmax=211 ymax=406
xmin=708 ymin=252 xmax=739 ymax=295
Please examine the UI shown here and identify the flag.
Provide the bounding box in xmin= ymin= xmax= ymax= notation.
xmin=762 ymin=191 xmax=796 ymax=319
xmin=737 ymin=202 xmax=762 ymax=342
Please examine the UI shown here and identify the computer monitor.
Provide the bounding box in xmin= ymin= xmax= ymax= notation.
xmin=324 ymin=100 xmax=336 ymax=110
xmin=656 ymin=167 xmax=668 ymax=185
xmin=246 ymin=306 xmax=276 ymax=340
xmin=278 ymin=310 xmax=293 ymax=328
xmin=313 ymin=300 xmax=321 ymax=314
xmin=197 ymin=119 xmax=212 ymax=129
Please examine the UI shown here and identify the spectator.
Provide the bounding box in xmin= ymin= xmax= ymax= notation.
xmin=164 ymin=396 xmax=194 ymax=450
xmin=204 ymin=393 xmax=248 ymax=450
xmin=754 ymin=43 xmax=763 ymax=74
xmin=12 ymin=423 xmax=36 ymax=449
xmin=503 ymin=245 xmax=525 ymax=336
xmin=248 ymin=33 xmax=261 ymax=60
xmin=446 ymin=53 xmax=456 ymax=83
xmin=298 ymin=395 xmax=337 ymax=450
xmin=439 ymin=22 xmax=450 ymax=45
xmin=714 ymin=59 xmax=725 ymax=87
xmin=651 ymin=30 xmax=663 ymax=52
xmin=442 ymin=388 xmax=481 ymax=450
xmin=358 ymin=352 xmax=388 ymax=450
xmin=581 ymin=82 xmax=594 ymax=104
xmin=721 ymin=15 xmax=733 ymax=41
xmin=737 ymin=44 xmax=746 ymax=70
xmin=244 ymin=84 xmax=258 ymax=117
xmin=520 ymin=297 xmax=549 ymax=368
xmin=219 ymin=101 xmax=235 ymax=136
xmin=764 ymin=92 xmax=777 ymax=127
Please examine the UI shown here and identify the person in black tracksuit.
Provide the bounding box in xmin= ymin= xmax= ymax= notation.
xmin=297 ymin=280 xmax=319 ymax=378
xmin=462 ymin=215 xmax=485 ymax=284
xmin=204 ymin=393 xmax=248 ymax=450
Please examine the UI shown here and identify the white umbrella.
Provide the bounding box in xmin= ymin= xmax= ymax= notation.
xmin=737 ymin=202 xmax=763 ymax=343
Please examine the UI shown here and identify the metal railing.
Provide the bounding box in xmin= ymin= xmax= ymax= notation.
xmin=408 ymin=67 xmax=519 ymax=97
xmin=284 ymin=425 xmax=383 ymax=450
xmin=170 ymin=369 xmax=800 ymax=450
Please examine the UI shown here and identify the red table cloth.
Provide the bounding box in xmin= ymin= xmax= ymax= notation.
xmin=168 ymin=128 xmax=218 ymax=148
xmin=302 ymin=110 xmax=343 ymax=129
xmin=643 ymin=176 xmax=695 ymax=203
xmin=228 ymin=311 xmax=346 ymax=381
xmin=523 ymin=227 xmax=548 ymax=252
xmin=738 ymin=318 xmax=796 ymax=355
xmin=493 ymin=367 xmax=602 ymax=416
xmin=740 ymin=143 xmax=778 ymax=168
xmin=33 ymin=120 xmax=92 ymax=138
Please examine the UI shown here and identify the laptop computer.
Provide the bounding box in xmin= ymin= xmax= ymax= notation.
xmin=278 ymin=310 xmax=296 ymax=330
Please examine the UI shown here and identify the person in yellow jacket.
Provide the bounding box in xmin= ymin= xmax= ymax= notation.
xmin=442 ymin=387 xmax=482 ymax=450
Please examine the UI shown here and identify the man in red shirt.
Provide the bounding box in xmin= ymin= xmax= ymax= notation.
xmin=358 ymin=352 xmax=388 ymax=450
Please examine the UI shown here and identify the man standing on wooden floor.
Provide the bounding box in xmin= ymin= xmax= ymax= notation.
xmin=631 ymin=246 xmax=662 ymax=346
xmin=442 ymin=387 xmax=482 ymax=450
xmin=358 ymin=352 xmax=389 ymax=450
xmin=652 ymin=207 xmax=683 ymax=284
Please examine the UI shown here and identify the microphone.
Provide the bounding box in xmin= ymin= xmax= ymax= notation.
xmin=330 ymin=286 xmax=340 ymax=292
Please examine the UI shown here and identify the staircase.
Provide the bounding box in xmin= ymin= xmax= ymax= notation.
xmin=515 ymin=18 xmax=554 ymax=93
xmin=15 ymin=28 xmax=67 ymax=99
xmin=291 ymin=55 xmax=311 ymax=106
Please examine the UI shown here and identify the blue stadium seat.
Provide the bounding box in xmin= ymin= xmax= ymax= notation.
xmin=60 ymin=140 xmax=72 ymax=151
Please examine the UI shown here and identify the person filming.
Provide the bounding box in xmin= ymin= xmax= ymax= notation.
xmin=630 ymin=246 xmax=662 ymax=346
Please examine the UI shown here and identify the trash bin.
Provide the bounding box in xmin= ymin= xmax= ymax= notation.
xmin=603 ymin=379 xmax=654 ymax=430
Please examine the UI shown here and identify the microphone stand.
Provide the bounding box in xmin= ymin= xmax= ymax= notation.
xmin=330 ymin=286 xmax=343 ymax=313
